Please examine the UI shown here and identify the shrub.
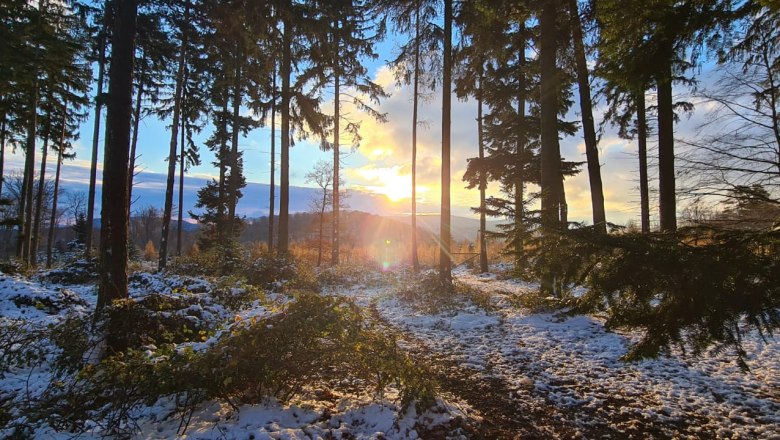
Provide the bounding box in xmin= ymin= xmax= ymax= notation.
xmin=31 ymin=294 xmax=436 ymax=436
xmin=534 ymin=226 xmax=780 ymax=369
xmin=41 ymin=258 xmax=98 ymax=285
xmin=394 ymin=270 xmax=492 ymax=314
xmin=168 ymin=241 xmax=246 ymax=277
xmin=316 ymin=261 xmax=382 ymax=287
xmin=246 ymin=253 xmax=317 ymax=292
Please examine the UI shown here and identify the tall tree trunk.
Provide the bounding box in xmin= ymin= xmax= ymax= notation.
xmin=177 ymin=108 xmax=185 ymax=255
xmin=515 ymin=34 xmax=526 ymax=266
xmin=217 ymin=91 xmax=228 ymax=239
xmin=127 ymin=57 xmax=145 ymax=215
xmin=318 ymin=192 xmax=326 ymax=267
xmin=268 ymin=67 xmax=276 ymax=252
xmin=657 ymin=55 xmax=676 ymax=232
xmin=439 ymin=0 xmax=452 ymax=284
xmin=332 ymin=62 xmax=340 ymax=265
xmin=477 ymin=85 xmax=488 ymax=273
xmin=158 ymin=0 xmax=189 ymax=270
xmin=32 ymin=102 xmax=53 ymax=266
xmin=540 ymin=0 xmax=563 ymax=295
xmin=0 ymin=114 xmax=6 ymax=198
xmin=278 ymin=14 xmax=291 ymax=254
xmin=87 ymin=2 xmax=109 ymax=257
xmin=568 ymin=0 xmax=606 ymax=233
xmin=637 ymin=91 xmax=650 ymax=233
xmin=20 ymin=80 xmax=38 ymax=264
xmin=228 ymin=48 xmax=241 ymax=236
xmin=410 ymin=1 xmax=420 ymax=272
xmin=97 ymin=0 xmax=137 ymax=317
xmin=47 ymin=106 xmax=66 ymax=268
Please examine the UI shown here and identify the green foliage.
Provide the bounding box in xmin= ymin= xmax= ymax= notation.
xmin=534 ymin=226 xmax=780 ymax=370
xmin=246 ymin=253 xmax=318 ymax=292
xmin=169 ymin=241 xmax=246 ymax=277
xmin=316 ymin=261 xmax=382 ymax=287
xmin=394 ymin=270 xmax=492 ymax=314
xmin=30 ymin=294 xmax=435 ymax=436
xmin=106 ymin=293 xmax=216 ymax=348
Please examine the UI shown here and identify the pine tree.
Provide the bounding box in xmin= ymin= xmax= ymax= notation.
xmin=97 ymin=0 xmax=137 ymax=318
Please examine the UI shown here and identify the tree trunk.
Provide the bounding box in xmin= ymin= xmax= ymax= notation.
xmin=318 ymin=192 xmax=326 ymax=267
xmin=332 ymin=62 xmax=340 ymax=266
xmin=0 ymin=114 xmax=6 ymax=199
xmin=568 ymin=0 xmax=606 ymax=233
xmin=228 ymin=47 xmax=242 ymax=236
xmin=158 ymin=0 xmax=189 ymax=270
xmin=540 ymin=0 xmax=563 ymax=295
xmin=515 ymin=34 xmax=526 ymax=267
xmin=127 ymin=57 xmax=145 ymax=215
xmin=32 ymin=101 xmax=53 ymax=266
xmin=477 ymin=86 xmax=488 ymax=273
xmin=87 ymin=2 xmax=109 ymax=257
xmin=47 ymin=106 xmax=66 ymax=268
xmin=278 ymin=13 xmax=292 ymax=254
xmin=20 ymin=79 xmax=38 ymax=264
xmin=540 ymin=0 xmax=563 ymax=230
xmin=217 ymin=91 xmax=228 ymax=239
xmin=439 ymin=0 xmax=452 ymax=285
xmin=268 ymin=66 xmax=276 ymax=253
xmin=637 ymin=91 xmax=650 ymax=233
xmin=97 ymin=0 xmax=137 ymax=318
xmin=657 ymin=56 xmax=676 ymax=232
xmin=177 ymin=108 xmax=185 ymax=255
xmin=411 ymin=1 xmax=420 ymax=272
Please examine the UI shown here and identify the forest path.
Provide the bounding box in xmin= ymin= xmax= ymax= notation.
xmin=329 ymin=267 xmax=780 ymax=439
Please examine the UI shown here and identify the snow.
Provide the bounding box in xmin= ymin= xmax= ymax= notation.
xmin=2 ymin=263 xmax=779 ymax=438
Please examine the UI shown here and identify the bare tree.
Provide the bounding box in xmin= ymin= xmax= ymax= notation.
xmin=306 ymin=161 xmax=333 ymax=267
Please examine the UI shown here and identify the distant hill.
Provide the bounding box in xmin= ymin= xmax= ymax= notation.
xmin=391 ymin=214 xmax=503 ymax=242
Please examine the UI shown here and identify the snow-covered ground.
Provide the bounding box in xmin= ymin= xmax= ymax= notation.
xmin=333 ymin=266 xmax=780 ymax=438
xmin=2 ymin=264 xmax=779 ymax=438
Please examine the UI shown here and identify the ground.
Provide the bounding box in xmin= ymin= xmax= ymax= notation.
xmin=1 ymin=263 xmax=778 ymax=439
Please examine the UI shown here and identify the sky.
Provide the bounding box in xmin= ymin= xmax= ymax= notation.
xmin=2 ymin=28 xmax=723 ymax=227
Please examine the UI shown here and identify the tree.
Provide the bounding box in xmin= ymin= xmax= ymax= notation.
xmin=317 ymin=0 xmax=388 ymax=266
xmin=379 ymin=0 xmax=440 ymax=272
xmin=567 ymin=0 xmax=606 ymax=233
xmin=86 ymin=0 xmax=111 ymax=257
xmin=679 ymin=5 xmax=780 ymax=206
xmin=97 ymin=0 xmax=138 ymax=319
xmin=439 ymin=0 xmax=453 ymax=284
xmin=305 ymin=160 xmax=333 ymax=267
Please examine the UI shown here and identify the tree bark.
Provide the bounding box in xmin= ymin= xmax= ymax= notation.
xmin=540 ymin=0 xmax=563 ymax=295
xmin=657 ymin=56 xmax=676 ymax=232
xmin=438 ymin=0 xmax=452 ymax=285
xmin=278 ymin=12 xmax=292 ymax=254
xmin=158 ymin=0 xmax=189 ymax=270
xmin=32 ymin=101 xmax=53 ymax=266
xmin=228 ymin=46 xmax=242 ymax=236
xmin=637 ymin=91 xmax=650 ymax=233
xmin=127 ymin=57 xmax=145 ymax=216
xmin=86 ymin=1 xmax=109 ymax=257
xmin=97 ymin=0 xmax=137 ymax=316
xmin=515 ymin=34 xmax=526 ymax=266
xmin=477 ymin=85 xmax=488 ymax=273
xmin=410 ymin=0 xmax=420 ymax=272
xmin=177 ymin=107 xmax=185 ymax=255
xmin=268 ymin=66 xmax=276 ymax=252
xmin=47 ymin=106 xmax=66 ymax=268
xmin=20 ymin=79 xmax=38 ymax=264
xmin=0 ymin=115 xmax=6 ymax=199
xmin=568 ymin=0 xmax=606 ymax=233
xmin=332 ymin=59 xmax=340 ymax=265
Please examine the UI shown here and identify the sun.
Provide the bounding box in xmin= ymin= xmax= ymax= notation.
xmin=354 ymin=166 xmax=424 ymax=202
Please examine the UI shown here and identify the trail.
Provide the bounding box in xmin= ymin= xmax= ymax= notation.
xmin=330 ymin=268 xmax=780 ymax=439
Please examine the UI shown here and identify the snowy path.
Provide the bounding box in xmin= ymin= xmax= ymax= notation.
xmin=333 ymin=268 xmax=780 ymax=439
